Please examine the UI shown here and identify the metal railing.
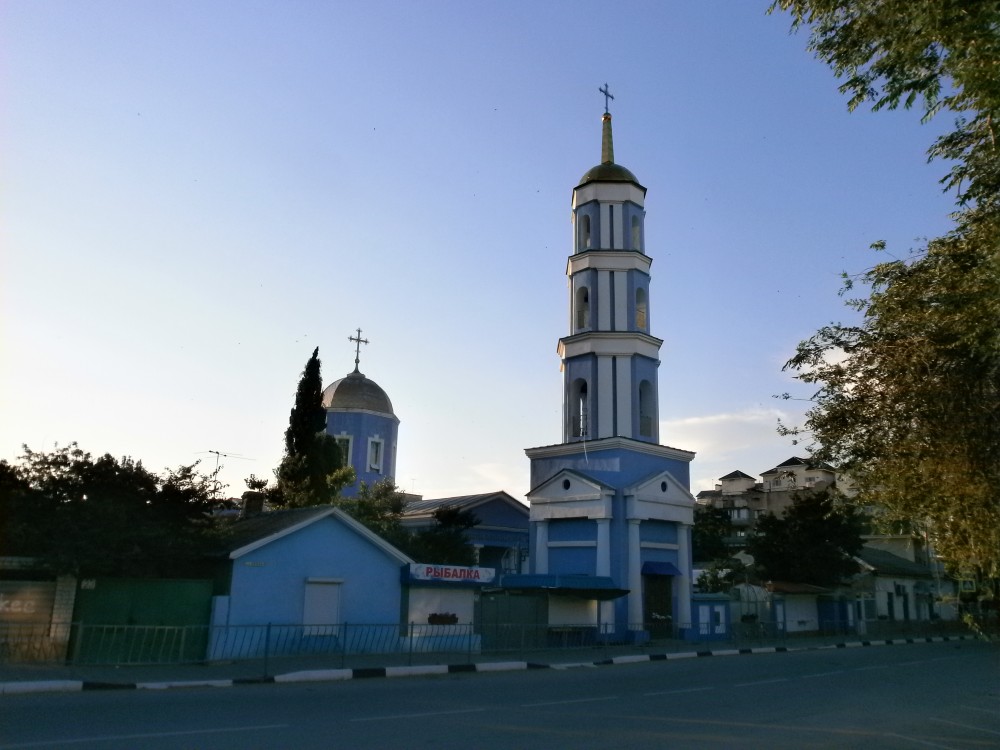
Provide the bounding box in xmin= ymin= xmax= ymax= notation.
xmin=0 ymin=617 xmax=975 ymax=667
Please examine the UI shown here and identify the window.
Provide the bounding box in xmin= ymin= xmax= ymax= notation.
xmin=635 ymin=288 xmax=647 ymax=331
xmin=368 ymin=438 xmax=383 ymax=472
xmin=578 ymin=214 xmax=591 ymax=251
xmin=576 ymin=286 xmax=590 ymax=330
xmin=638 ymin=380 xmax=654 ymax=437
xmin=570 ymin=379 xmax=588 ymax=438
xmin=335 ymin=435 xmax=352 ymax=468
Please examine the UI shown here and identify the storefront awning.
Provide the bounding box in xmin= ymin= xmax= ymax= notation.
xmin=641 ymin=561 xmax=681 ymax=576
xmin=500 ymin=574 xmax=629 ymax=601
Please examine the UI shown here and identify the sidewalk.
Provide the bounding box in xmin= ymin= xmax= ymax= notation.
xmin=0 ymin=632 xmax=979 ymax=696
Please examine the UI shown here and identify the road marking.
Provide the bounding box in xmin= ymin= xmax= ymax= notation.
xmin=351 ymin=707 xmax=486 ymax=722
xmin=0 ymin=724 xmax=289 ymax=748
xmin=522 ymin=696 xmax=617 ymax=707
xmin=885 ymin=732 xmax=959 ymax=749
xmin=644 ymin=687 xmax=714 ymax=696
xmin=931 ymin=718 xmax=1000 ymax=736
xmin=733 ymin=678 xmax=789 ymax=687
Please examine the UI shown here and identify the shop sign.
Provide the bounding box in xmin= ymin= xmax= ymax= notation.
xmin=409 ymin=564 xmax=495 ymax=584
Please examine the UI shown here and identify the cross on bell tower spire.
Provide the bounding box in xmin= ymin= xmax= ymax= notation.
xmin=599 ymin=83 xmax=614 ymax=114
xmin=348 ymin=328 xmax=369 ymax=372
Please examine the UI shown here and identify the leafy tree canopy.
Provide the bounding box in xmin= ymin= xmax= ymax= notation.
xmin=0 ymin=443 xmax=225 ymax=577
xmin=747 ymin=489 xmax=866 ymax=587
xmin=692 ymin=505 xmax=734 ymax=563
xmin=771 ymin=0 xmax=1000 ymax=579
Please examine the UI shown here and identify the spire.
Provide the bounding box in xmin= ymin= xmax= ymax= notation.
xmin=599 ymin=83 xmax=615 ymax=164
xmin=601 ymin=112 xmax=614 ymax=165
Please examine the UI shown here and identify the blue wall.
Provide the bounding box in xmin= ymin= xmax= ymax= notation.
xmin=225 ymin=515 xmax=404 ymax=626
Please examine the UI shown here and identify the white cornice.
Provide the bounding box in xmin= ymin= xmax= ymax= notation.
xmin=566 ymin=251 xmax=652 ymax=276
xmin=573 ymin=183 xmax=645 ymax=207
xmin=525 ymin=436 xmax=695 ymax=463
xmin=558 ymin=332 xmax=663 ymax=360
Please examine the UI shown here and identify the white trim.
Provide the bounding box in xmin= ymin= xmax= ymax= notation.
xmin=547 ymin=541 xmax=597 ymax=548
xmin=568 ymin=251 xmax=651 ymax=276
xmin=559 ymin=332 xmax=663 ymax=361
xmin=525 ymin=436 xmax=695 ymax=463
xmin=640 ymin=542 xmax=679 ymax=550
xmin=573 ymin=183 xmax=645 ymax=207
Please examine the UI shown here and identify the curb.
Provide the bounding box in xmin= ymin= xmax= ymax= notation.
xmin=0 ymin=635 xmax=974 ymax=696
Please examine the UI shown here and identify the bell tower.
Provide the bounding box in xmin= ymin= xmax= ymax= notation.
xmin=561 ymin=100 xmax=663 ymax=444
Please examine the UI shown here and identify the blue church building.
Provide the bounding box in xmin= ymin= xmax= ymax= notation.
xmin=520 ymin=102 xmax=697 ymax=640
xmin=322 ymin=331 xmax=399 ymax=497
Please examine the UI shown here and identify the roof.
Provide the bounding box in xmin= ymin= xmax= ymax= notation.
xmin=855 ymin=548 xmax=935 ymax=578
xmin=321 ymin=369 xmax=395 ymax=416
xmin=765 ymin=581 xmax=832 ymax=595
xmin=220 ymin=505 xmax=414 ymax=564
xmin=719 ymin=470 xmax=755 ymax=481
xmin=401 ymin=491 xmax=527 ymax=519
xmin=761 ymin=456 xmax=836 ymax=474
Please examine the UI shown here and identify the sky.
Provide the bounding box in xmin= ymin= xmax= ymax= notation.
xmin=2 ymin=1 xmax=957 ymax=501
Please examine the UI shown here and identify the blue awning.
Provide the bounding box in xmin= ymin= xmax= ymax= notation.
xmin=642 ymin=561 xmax=682 ymax=576
xmin=499 ymin=574 xmax=629 ymax=601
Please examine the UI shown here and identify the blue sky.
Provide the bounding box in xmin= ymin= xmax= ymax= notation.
xmin=2 ymin=1 xmax=955 ymax=499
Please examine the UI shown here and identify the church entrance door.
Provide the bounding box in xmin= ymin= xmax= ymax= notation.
xmin=642 ymin=574 xmax=673 ymax=638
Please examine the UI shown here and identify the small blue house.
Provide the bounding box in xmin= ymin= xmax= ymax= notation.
xmin=209 ymin=506 xmax=414 ymax=658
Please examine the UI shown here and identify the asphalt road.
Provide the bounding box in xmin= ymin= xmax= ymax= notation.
xmin=2 ymin=641 xmax=997 ymax=749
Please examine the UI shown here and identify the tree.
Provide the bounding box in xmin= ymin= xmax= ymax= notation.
xmin=274 ymin=348 xmax=353 ymax=507
xmin=0 ymin=443 xmax=225 ymax=577
xmin=407 ymin=507 xmax=480 ymax=566
xmin=747 ymin=489 xmax=866 ymax=587
xmin=771 ymin=1 xmax=1000 ymax=579
xmin=692 ymin=505 xmax=734 ymax=563
xmin=334 ymin=479 xmax=409 ymax=549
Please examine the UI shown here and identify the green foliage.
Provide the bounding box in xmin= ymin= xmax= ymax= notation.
xmin=0 ymin=443 xmax=226 ymax=577
xmin=692 ymin=505 xmax=734 ymax=563
xmin=334 ymin=479 xmax=409 ymax=548
xmin=696 ymin=559 xmax=751 ymax=594
xmin=407 ymin=507 xmax=480 ymax=566
xmin=747 ymin=489 xmax=866 ymax=587
xmin=274 ymin=348 xmax=351 ymax=507
xmin=772 ymin=0 xmax=1000 ymax=578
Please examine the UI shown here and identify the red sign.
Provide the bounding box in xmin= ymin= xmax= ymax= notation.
xmin=409 ymin=564 xmax=496 ymax=584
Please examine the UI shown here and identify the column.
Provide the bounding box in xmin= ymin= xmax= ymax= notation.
xmin=676 ymin=523 xmax=692 ymax=630
xmin=535 ymin=519 xmax=549 ymax=574
xmin=628 ymin=519 xmax=642 ymax=628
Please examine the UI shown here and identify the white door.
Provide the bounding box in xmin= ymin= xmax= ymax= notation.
xmin=303 ymin=580 xmax=341 ymax=635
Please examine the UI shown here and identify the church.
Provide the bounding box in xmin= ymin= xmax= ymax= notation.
xmin=323 ymin=93 xmax=698 ymax=642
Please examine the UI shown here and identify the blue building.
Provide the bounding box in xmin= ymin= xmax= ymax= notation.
xmin=322 ymin=334 xmax=399 ymax=497
xmin=521 ymin=102 xmax=697 ymax=640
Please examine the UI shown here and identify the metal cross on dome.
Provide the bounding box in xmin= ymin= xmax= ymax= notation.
xmin=599 ymin=83 xmax=614 ymax=114
xmin=349 ymin=328 xmax=369 ymax=370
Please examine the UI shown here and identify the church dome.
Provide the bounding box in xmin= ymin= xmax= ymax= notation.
xmin=322 ymin=370 xmax=395 ymax=416
xmin=578 ymin=161 xmax=641 ymax=187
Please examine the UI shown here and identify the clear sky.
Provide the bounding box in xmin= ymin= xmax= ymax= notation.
xmin=2 ymin=1 xmax=955 ymax=501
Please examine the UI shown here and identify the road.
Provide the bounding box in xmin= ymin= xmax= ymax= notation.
xmin=2 ymin=642 xmax=997 ymax=749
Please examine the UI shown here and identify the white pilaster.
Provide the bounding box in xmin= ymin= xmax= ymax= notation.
xmin=613 ymin=271 xmax=627 ymax=331
xmin=597 ymin=271 xmax=612 ymax=330
xmin=597 ymin=355 xmax=614 ymax=438
xmin=628 ymin=519 xmax=642 ymax=627
xmin=615 ymin=356 xmax=632 ymax=436
xmin=596 ymin=519 xmax=611 ymax=576
xmin=676 ymin=524 xmax=692 ymax=628
xmin=535 ymin=520 xmax=549 ymax=574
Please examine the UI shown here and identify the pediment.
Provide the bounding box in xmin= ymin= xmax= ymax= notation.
xmin=526 ymin=469 xmax=613 ymax=520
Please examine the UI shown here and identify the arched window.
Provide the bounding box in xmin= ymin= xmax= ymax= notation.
xmin=578 ymin=214 xmax=591 ymax=251
xmin=576 ymin=286 xmax=590 ymax=330
xmin=639 ymin=380 xmax=654 ymax=438
xmin=631 ymin=216 xmax=641 ymax=250
xmin=570 ymin=379 xmax=589 ymax=438
xmin=635 ymin=287 xmax=647 ymax=331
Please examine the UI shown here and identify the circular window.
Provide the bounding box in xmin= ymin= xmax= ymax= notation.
xmin=660 ymin=481 xmax=668 ymax=492
xmin=562 ymin=479 xmax=571 ymax=490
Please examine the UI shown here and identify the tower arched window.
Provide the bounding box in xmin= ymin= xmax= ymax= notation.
xmin=576 ymin=286 xmax=590 ymax=330
xmin=639 ymin=380 xmax=654 ymax=438
xmin=578 ymin=214 xmax=591 ymax=251
xmin=631 ymin=216 xmax=641 ymax=251
xmin=635 ymin=287 xmax=648 ymax=331
xmin=570 ymin=379 xmax=589 ymax=438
